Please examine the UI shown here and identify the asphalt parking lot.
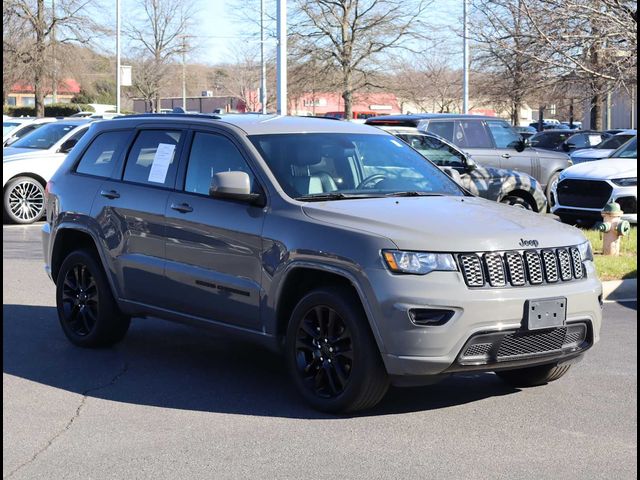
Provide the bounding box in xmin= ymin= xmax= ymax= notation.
xmin=3 ymin=223 xmax=637 ymax=480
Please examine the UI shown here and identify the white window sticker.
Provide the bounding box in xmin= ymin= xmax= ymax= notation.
xmin=147 ymin=143 xmax=176 ymax=183
xmin=588 ymin=135 xmax=603 ymax=146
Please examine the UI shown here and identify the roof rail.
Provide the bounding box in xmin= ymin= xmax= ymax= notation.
xmin=113 ymin=113 xmax=222 ymax=120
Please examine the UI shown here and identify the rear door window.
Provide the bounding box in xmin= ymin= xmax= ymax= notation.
xmin=76 ymin=131 xmax=131 ymax=178
xmin=123 ymin=130 xmax=183 ymax=187
xmin=457 ymin=120 xmax=493 ymax=148
xmin=485 ymin=120 xmax=522 ymax=149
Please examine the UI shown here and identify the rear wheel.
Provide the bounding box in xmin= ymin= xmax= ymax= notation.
xmin=285 ymin=286 xmax=389 ymax=413
xmin=56 ymin=249 xmax=130 ymax=348
xmin=495 ymin=363 xmax=571 ymax=387
xmin=3 ymin=176 xmax=45 ymax=224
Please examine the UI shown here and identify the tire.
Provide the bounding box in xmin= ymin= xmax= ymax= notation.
xmin=56 ymin=249 xmax=130 ymax=348
xmin=495 ymin=363 xmax=572 ymax=387
xmin=285 ymin=286 xmax=389 ymax=413
xmin=3 ymin=176 xmax=46 ymax=224
xmin=501 ymin=195 xmax=534 ymax=211
xmin=546 ymin=171 xmax=561 ymax=210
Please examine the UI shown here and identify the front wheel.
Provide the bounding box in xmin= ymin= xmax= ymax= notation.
xmin=495 ymin=363 xmax=572 ymax=387
xmin=501 ymin=195 xmax=534 ymax=211
xmin=56 ymin=249 xmax=130 ymax=348
xmin=285 ymin=287 xmax=389 ymax=413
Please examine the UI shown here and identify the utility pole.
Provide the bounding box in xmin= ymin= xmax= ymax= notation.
xmin=260 ymin=0 xmax=267 ymax=114
xmin=276 ymin=0 xmax=287 ymax=115
xmin=182 ymin=35 xmax=187 ymax=110
xmin=52 ymin=0 xmax=57 ymax=103
xmin=463 ymin=0 xmax=469 ymax=114
xmin=116 ymin=0 xmax=121 ymax=114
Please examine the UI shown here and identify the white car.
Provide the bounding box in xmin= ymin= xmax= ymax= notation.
xmin=3 ymin=117 xmax=58 ymax=147
xmin=552 ymin=137 xmax=637 ymax=224
xmin=3 ymin=119 xmax=91 ymax=224
xmin=570 ymin=130 xmax=637 ymax=164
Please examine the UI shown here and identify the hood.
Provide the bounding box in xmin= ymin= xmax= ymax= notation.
xmin=570 ymin=148 xmax=613 ymax=161
xmin=561 ymin=158 xmax=637 ymax=181
xmin=302 ymin=196 xmax=585 ymax=251
xmin=3 ymin=147 xmax=52 ymax=161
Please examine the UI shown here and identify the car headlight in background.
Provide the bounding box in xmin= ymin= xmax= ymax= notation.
xmin=577 ymin=241 xmax=594 ymax=262
xmin=383 ymin=250 xmax=457 ymax=275
xmin=611 ymin=177 xmax=637 ymax=187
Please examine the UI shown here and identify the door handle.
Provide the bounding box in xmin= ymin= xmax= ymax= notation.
xmin=100 ymin=189 xmax=120 ymax=199
xmin=501 ymin=153 xmax=511 ymax=159
xmin=170 ymin=203 xmax=193 ymax=213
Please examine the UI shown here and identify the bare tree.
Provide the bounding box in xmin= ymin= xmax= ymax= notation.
xmin=125 ymin=0 xmax=197 ymax=112
xmin=475 ymin=0 xmax=637 ymax=128
xmin=3 ymin=0 xmax=103 ymax=116
xmin=470 ymin=0 xmax=545 ymax=125
xmin=292 ymin=0 xmax=431 ymax=119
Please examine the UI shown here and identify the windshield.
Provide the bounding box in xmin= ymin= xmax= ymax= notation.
xmin=610 ymin=137 xmax=637 ymax=158
xmin=3 ymin=122 xmax=20 ymax=136
xmin=10 ymin=123 xmax=79 ymax=150
xmin=598 ymin=134 xmax=634 ymax=150
xmin=249 ymin=133 xmax=465 ymax=200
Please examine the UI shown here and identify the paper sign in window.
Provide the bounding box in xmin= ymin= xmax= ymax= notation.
xmin=148 ymin=143 xmax=176 ymax=183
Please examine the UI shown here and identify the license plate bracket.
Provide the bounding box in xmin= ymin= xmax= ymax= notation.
xmin=524 ymin=297 xmax=567 ymax=330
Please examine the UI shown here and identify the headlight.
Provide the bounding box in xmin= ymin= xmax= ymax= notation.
xmin=382 ymin=250 xmax=457 ymax=275
xmin=612 ymin=177 xmax=637 ymax=187
xmin=577 ymin=241 xmax=593 ymax=262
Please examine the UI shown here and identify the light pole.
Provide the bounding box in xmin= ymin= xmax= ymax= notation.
xmin=276 ymin=0 xmax=287 ymax=115
xmin=181 ymin=35 xmax=187 ymax=110
xmin=260 ymin=0 xmax=267 ymax=114
xmin=463 ymin=0 xmax=469 ymax=114
xmin=116 ymin=0 xmax=121 ymax=113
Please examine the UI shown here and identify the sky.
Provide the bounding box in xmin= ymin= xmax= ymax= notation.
xmin=101 ymin=0 xmax=465 ymax=67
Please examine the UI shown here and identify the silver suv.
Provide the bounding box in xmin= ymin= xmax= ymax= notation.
xmin=43 ymin=114 xmax=603 ymax=412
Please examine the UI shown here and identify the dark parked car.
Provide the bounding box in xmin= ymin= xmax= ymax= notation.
xmin=365 ymin=114 xmax=572 ymax=205
xmin=528 ymin=130 xmax=611 ymax=153
xmin=378 ymin=128 xmax=546 ymax=212
xmin=514 ymin=125 xmax=537 ymax=140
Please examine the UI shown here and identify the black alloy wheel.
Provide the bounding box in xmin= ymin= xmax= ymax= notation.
xmin=295 ymin=305 xmax=353 ymax=398
xmin=61 ymin=263 xmax=100 ymax=337
xmin=56 ymin=249 xmax=130 ymax=347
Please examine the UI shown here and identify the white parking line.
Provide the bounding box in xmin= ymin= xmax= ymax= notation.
xmin=2 ymin=223 xmax=44 ymax=229
xmin=604 ymin=298 xmax=637 ymax=304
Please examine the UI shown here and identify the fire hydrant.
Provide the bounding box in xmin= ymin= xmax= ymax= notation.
xmin=595 ymin=202 xmax=631 ymax=256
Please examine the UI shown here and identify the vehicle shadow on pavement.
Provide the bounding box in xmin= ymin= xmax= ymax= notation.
xmin=3 ymin=304 xmax=519 ymax=419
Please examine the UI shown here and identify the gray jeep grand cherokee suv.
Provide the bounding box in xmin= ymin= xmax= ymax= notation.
xmin=43 ymin=114 xmax=602 ymax=413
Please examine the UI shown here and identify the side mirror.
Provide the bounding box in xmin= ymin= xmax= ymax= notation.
xmin=464 ymin=156 xmax=478 ymax=172
xmin=562 ymin=142 xmax=575 ymax=152
xmin=514 ymin=139 xmax=526 ymax=152
xmin=59 ymin=138 xmax=78 ymax=153
xmin=209 ymin=171 xmax=264 ymax=205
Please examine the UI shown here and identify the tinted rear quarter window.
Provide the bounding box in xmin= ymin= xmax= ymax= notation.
xmin=123 ymin=130 xmax=182 ymax=187
xmin=76 ymin=130 xmax=131 ymax=178
xmin=426 ymin=121 xmax=455 ymax=142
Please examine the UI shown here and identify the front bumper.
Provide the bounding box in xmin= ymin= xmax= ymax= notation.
xmin=365 ymin=262 xmax=602 ymax=379
xmin=551 ymin=182 xmax=637 ymax=224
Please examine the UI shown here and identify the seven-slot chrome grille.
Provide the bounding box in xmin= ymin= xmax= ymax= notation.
xmin=458 ymin=247 xmax=585 ymax=288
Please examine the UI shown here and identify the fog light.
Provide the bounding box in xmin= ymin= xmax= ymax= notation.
xmin=409 ymin=309 xmax=454 ymax=326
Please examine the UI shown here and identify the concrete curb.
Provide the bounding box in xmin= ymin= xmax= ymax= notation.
xmin=602 ymin=278 xmax=637 ymax=301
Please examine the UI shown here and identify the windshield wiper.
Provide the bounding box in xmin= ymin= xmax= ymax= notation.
xmin=384 ymin=191 xmax=444 ymax=197
xmin=295 ymin=192 xmax=383 ymax=202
